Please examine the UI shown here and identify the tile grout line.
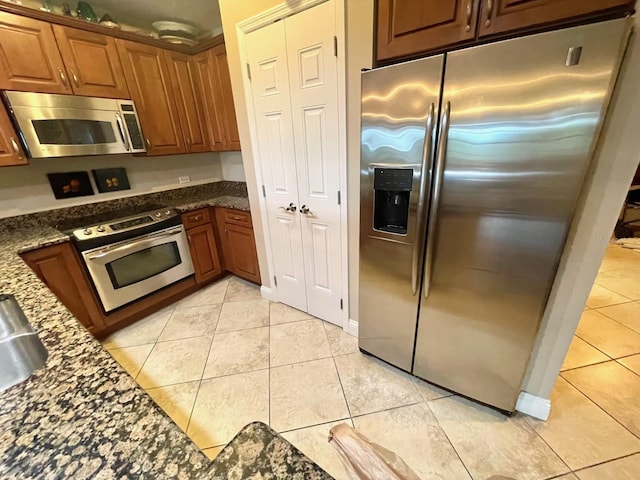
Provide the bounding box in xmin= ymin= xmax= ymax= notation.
xmin=570 ymin=451 xmax=640 ymax=475
xmin=560 ymin=371 xmax=640 ymax=441
xmin=421 ymin=399 xmax=474 ymax=480
xmin=592 ymin=304 xmax=640 ymax=335
xmin=279 ymin=416 xmax=353 ymax=436
xmin=522 ymin=410 xmax=573 ymax=476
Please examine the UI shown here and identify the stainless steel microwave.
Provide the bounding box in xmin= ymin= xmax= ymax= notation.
xmin=2 ymin=91 xmax=146 ymax=158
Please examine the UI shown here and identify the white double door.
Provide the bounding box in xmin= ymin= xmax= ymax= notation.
xmin=246 ymin=1 xmax=342 ymax=325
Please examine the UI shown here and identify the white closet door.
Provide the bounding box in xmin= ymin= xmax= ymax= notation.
xmin=246 ymin=21 xmax=307 ymax=312
xmin=285 ymin=1 xmax=343 ymax=324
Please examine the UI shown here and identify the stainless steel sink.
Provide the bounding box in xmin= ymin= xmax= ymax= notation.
xmin=0 ymin=294 xmax=48 ymax=392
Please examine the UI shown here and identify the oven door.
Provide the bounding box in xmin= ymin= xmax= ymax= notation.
xmin=10 ymin=105 xmax=130 ymax=158
xmin=81 ymin=226 xmax=195 ymax=312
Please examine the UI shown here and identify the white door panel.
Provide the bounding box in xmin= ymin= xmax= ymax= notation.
xmin=246 ymin=21 xmax=307 ymax=310
xmin=286 ymin=1 xmax=342 ymax=324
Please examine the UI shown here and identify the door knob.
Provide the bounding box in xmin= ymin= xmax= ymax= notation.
xmin=279 ymin=203 xmax=297 ymax=212
xmin=300 ymin=205 xmax=312 ymax=215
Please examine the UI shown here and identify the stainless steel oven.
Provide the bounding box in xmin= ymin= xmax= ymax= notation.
xmin=71 ymin=209 xmax=194 ymax=312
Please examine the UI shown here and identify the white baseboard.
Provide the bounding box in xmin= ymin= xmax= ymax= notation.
xmin=346 ymin=318 xmax=358 ymax=337
xmin=516 ymin=391 xmax=551 ymax=420
xmin=260 ymin=285 xmax=277 ymax=302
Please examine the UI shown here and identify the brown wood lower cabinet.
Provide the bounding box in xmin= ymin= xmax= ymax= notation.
xmin=214 ymin=208 xmax=261 ymax=284
xmin=21 ymin=242 xmax=105 ymax=334
xmin=183 ymin=213 xmax=223 ymax=285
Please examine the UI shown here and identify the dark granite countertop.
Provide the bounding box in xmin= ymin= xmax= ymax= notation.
xmin=173 ymin=194 xmax=250 ymax=213
xmin=0 ymin=183 xmax=331 ymax=478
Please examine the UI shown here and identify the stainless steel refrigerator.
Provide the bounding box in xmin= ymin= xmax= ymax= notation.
xmin=359 ymin=18 xmax=631 ymax=412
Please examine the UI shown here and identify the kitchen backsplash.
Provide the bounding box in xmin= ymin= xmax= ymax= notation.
xmin=0 ymin=181 xmax=247 ymax=231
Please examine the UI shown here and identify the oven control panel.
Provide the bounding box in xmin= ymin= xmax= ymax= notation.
xmin=72 ymin=208 xmax=177 ymax=241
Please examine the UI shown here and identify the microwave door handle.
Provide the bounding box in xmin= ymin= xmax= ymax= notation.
xmin=86 ymin=229 xmax=183 ymax=262
xmin=115 ymin=113 xmax=131 ymax=152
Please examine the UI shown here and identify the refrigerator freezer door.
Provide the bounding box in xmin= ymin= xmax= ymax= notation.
xmin=359 ymin=55 xmax=444 ymax=371
xmin=413 ymin=18 xmax=631 ymax=411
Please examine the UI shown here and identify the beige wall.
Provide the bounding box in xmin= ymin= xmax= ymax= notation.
xmin=522 ymin=14 xmax=640 ymax=399
xmin=0 ymin=152 xmax=223 ymax=219
xmin=218 ymin=0 xmax=284 ymax=289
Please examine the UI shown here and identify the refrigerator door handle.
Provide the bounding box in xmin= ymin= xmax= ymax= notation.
xmin=412 ymin=102 xmax=436 ymax=295
xmin=423 ymin=101 xmax=450 ymax=299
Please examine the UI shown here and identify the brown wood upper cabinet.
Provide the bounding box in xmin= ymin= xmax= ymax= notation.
xmin=192 ymin=50 xmax=225 ymax=151
xmin=165 ymin=50 xmax=212 ymax=153
xmin=0 ymin=103 xmax=27 ymax=167
xmin=0 ymin=12 xmax=71 ymax=94
xmin=52 ymin=24 xmax=129 ymax=99
xmin=479 ymin=0 xmax=635 ymax=37
xmin=210 ymin=44 xmax=241 ymax=151
xmin=376 ymin=0 xmax=634 ymax=62
xmin=377 ymin=0 xmax=478 ymax=62
xmin=116 ymin=39 xmax=186 ymax=156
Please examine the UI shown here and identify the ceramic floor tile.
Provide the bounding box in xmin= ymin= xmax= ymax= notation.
xmin=136 ymin=336 xmax=211 ymax=389
xmin=586 ymin=283 xmax=631 ymax=308
xmin=145 ymin=381 xmax=199 ymax=432
xmin=618 ymin=354 xmax=640 ymax=375
xmin=176 ymin=278 xmax=229 ymax=310
xmin=595 ymin=270 xmax=640 ymax=300
xmin=413 ymin=377 xmax=453 ymax=401
xmin=270 ymin=358 xmax=350 ymax=432
xmin=575 ymin=309 xmax=640 ymax=358
xmin=526 ymin=377 xmax=640 ymax=470
xmin=562 ymin=361 xmax=640 ymax=437
xmin=553 ymin=475 xmax=579 ymax=480
xmin=202 ymin=326 xmax=269 ymax=378
xmin=323 ymin=322 xmax=359 ymax=356
xmin=270 ymin=319 xmax=332 ymax=367
xmin=281 ymin=420 xmax=354 ymax=480
xmin=429 ymin=396 xmax=568 ymax=480
xmin=158 ymin=304 xmax=220 ymax=342
xmin=597 ymin=301 xmax=640 ymax=334
xmin=215 ymin=299 xmax=269 ymax=333
xmin=224 ymin=277 xmax=262 ymax=302
xmin=107 ymin=344 xmax=153 ymax=378
xmin=598 ymin=244 xmax=640 ymax=273
xmin=187 ymin=369 xmax=269 ymax=448
xmin=560 ymin=335 xmax=609 ymax=371
xmin=575 ymin=453 xmax=640 ymax=480
xmin=269 ymin=302 xmax=313 ymax=325
xmin=333 ymin=353 xmax=422 ymax=416
xmin=101 ymin=307 xmax=173 ymax=349
xmin=353 ymin=403 xmax=472 ymax=480
xmin=202 ymin=446 xmax=224 ymax=461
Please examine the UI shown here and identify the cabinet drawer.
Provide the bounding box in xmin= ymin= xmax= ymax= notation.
xmin=221 ymin=208 xmax=252 ymax=228
xmin=181 ymin=208 xmax=210 ymax=228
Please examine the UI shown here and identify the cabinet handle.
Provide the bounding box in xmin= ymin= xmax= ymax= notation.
xmin=10 ymin=138 xmax=21 ymax=160
xmin=145 ymin=138 xmax=151 ymax=150
xmin=71 ymin=70 xmax=79 ymax=88
xmin=186 ymin=137 xmax=192 ymax=151
xmin=192 ymin=214 xmax=202 ymax=221
xmin=58 ymin=68 xmax=68 ymax=88
xmin=231 ymin=216 xmax=242 ymax=221
xmin=465 ymin=0 xmax=472 ymax=32
xmin=485 ymin=0 xmax=493 ymax=27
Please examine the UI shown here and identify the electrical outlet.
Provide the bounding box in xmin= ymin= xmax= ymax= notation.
xmin=179 ymin=176 xmax=191 ymax=184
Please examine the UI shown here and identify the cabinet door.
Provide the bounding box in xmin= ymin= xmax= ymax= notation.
xmin=376 ymin=0 xmax=478 ymax=62
xmin=479 ymin=0 xmax=634 ymax=37
xmin=165 ymin=50 xmax=212 ymax=153
xmin=211 ymin=44 xmax=241 ymax=151
xmin=225 ymin=224 xmax=261 ymax=284
xmin=0 ymin=12 xmax=71 ymax=94
xmin=52 ymin=25 xmax=129 ymax=99
xmin=116 ymin=39 xmax=185 ymax=156
xmin=186 ymin=224 xmax=223 ymax=284
xmin=21 ymin=243 xmax=105 ymax=334
xmin=0 ymin=105 xmax=27 ymax=167
xmin=192 ymin=50 xmax=225 ymax=151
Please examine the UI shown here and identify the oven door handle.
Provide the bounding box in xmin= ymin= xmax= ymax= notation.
xmin=85 ymin=228 xmax=184 ymax=261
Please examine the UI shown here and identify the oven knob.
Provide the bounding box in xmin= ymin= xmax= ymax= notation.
xmin=164 ymin=210 xmax=171 ymax=215
xmin=97 ymin=226 xmax=105 ymax=233
xmin=83 ymin=228 xmax=92 ymax=236
xmin=155 ymin=213 xmax=162 ymax=218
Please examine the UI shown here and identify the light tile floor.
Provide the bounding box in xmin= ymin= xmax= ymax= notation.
xmin=102 ymin=246 xmax=640 ymax=480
